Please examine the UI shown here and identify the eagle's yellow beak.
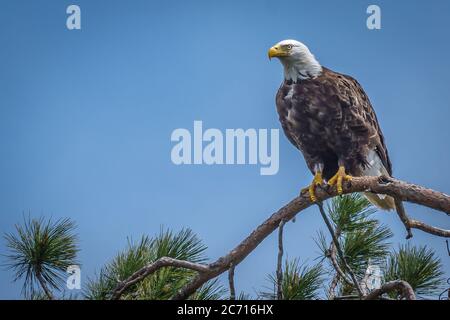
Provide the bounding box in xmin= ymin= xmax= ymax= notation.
xmin=268 ymin=45 xmax=286 ymax=60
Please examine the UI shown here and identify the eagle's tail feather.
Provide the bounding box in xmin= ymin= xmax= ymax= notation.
xmin=362 ymin=149 xmax=396 ymax=211
xmin=363 ymin=192 xmax=396 ymax=211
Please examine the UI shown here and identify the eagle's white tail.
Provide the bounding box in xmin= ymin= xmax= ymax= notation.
xmin=363 ymin=192 xmax=395 ymax=210
xmin=362 ymin=150 xmax=396 ymax=211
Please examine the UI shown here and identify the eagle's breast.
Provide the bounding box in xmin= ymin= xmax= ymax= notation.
xmin=277 ymin=78 xmax=340 ymax=153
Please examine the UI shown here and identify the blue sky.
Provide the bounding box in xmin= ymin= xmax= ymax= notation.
xmin=0 ymin=0 xmax=449 ymax=299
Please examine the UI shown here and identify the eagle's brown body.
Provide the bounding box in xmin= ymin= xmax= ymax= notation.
xmin=276 ymin=67 xmax=394 ymax=209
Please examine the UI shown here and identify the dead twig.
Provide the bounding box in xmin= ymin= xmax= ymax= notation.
xmin=228 ymin=263 xmax=236 ymax=300
xmin=276 ymin=220 xmax=286 ymax=300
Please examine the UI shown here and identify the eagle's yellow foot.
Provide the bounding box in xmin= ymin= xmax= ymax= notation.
xmin=301 ymin=171 xmax=323 ymax=202
xmin=327 ymin=166 xmax=352 ymax=194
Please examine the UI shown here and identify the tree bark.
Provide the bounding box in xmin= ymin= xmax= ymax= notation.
xmin=364 ymin=280 xmax=416 ymax=300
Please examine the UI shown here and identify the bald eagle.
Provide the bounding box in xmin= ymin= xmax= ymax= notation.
xmin=269 ymin=39 xmax=395 ymax=210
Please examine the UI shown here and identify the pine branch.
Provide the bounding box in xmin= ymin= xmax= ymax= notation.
xmin=111 ymin=257 xmax=209 ymax=300
xmin=316 ymin=202 xmax=364 ymax=297
xmin=110 ymin=175 xmax=449 ymax=300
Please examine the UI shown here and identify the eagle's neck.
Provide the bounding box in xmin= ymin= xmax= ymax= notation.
xmin=281 ymin=54 xmax=322 ymax=83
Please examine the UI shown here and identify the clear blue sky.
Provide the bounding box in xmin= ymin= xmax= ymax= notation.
xmin=0 ymin=0 xmax=449 ymax=299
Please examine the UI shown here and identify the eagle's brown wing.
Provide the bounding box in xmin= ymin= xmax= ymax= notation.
xmin=336 ymin=71 xmax=393 ymax=176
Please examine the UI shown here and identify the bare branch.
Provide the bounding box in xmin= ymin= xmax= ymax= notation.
xmin=276 ymin=220 xmax=285 ymax=300
xmin=228 ymin=263 xmax=235 ymax=300
xmin=394 ymin=199 xmax=413 ymax=239
xmin=408 ymin=219 xmax=450 ymax=237
xmin=366 ymin=176 xmax=450 ymax=215
xmin=364 ymin=280 xmax=416 ymax=300
xmin=392 ymin=200 xmax=450 ymax=238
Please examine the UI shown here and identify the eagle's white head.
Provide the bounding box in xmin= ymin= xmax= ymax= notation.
xmin=268 ymin=39 xmax=322 ymax=82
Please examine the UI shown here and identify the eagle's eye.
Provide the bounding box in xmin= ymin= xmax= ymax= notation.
xmin=287 ymin=44 xmax=293 ymax=50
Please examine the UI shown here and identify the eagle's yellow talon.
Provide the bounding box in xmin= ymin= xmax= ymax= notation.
xmin=309 ymin=184 xmax=317 ymax=202
xmin=301 ymin=171 xmax=323 ymax=202
xmin=327 ymin=166 xmax=352 ymax=195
